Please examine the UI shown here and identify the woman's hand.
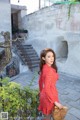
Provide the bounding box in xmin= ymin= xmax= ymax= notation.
xmin=54 ymin=102 xmax=63 ymax=109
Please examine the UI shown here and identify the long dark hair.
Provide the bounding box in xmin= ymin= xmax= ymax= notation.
xmin=39 ymin=48 xmax=57 ymax=72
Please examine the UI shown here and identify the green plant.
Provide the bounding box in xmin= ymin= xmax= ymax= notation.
xmin=68 ymin=2 xmax=72 ymax=20
xmin=67 ymin=1 xmax=80 ymax=19
xmin=53 ymin=0 xmax=80 ymax=19
xmin=0 ymin=77 xmax=39 ymax=119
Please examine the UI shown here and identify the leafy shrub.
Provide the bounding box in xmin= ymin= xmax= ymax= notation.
xmin=0 ymin=77 xmax=39 ymax=120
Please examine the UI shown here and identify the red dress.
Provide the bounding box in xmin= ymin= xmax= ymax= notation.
xmin=38 ymin=64 xmax=59 ymax=115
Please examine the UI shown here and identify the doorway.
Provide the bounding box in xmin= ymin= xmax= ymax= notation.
xmin=11 ymin=12 xmax=18 ymax=38
xmin=56 ymin=41 xmax=68 ymax=63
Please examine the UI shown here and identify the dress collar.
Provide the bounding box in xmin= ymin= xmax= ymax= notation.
xmin=44 ymin=64 xmax=56 ymax=72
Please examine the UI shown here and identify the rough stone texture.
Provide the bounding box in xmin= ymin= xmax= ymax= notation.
xmin=6 ymin=56 xmax=20 ymax=77
xmin=22 ymin=4 xmax=80 ymax=77
xmin=18 ymin=9 xmax=27 ymax=29
xmin=0 ymin=1 xmax=11 ymax=37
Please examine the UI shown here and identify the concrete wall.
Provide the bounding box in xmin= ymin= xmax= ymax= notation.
xmin=18 ymin=9 xmax=27 ymax=29
xmin=22 ymin=4 xmax=80 ymax=77
xmin=1 ymin=0 xmax=10 ymax=3
xmin=0 ymin=1 xmax=11 ymax=36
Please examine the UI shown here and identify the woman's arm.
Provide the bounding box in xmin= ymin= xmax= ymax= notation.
xmin=39 ymin=74 xmax=43 ymax=92
xmin=44 ymin=69 xmax=59 ymax=103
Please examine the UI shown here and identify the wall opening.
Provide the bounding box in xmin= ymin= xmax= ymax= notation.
xmin=56 ymin=41 xmax=68 ymax=63
xmin=11 ymin=12 xmax=18 ymax=36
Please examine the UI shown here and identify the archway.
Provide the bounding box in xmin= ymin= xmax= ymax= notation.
xmin=56 ymin=41 xmax=68 ymax=63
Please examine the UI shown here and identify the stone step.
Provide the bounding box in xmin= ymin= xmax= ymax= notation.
xmin=18 ymin=49 xmax=38 ymax=55
xmin=23 ymin=57 xmax=39 ymax=62
xmin=16 ymin=44 xmax=40 ymax=71
xmin=20 ymin=54 xmax=38 ymax=58
xmin=24 ymin=49 xmax=36 ymax=52
xmin=23 ymin=58 xmax=39 ymax=64
xmin=30 ymin=59 xmax=40 ymax=61
xmin=24 ymin=49 xmax=37 ymax=53
xmin=30 ymin=57 xmax=40 ymax=60
xmin=18 ymin=45 xmax=32 ymax=49
xmin=31 ymin=61 xmax=40 ymax=64
xmin=24 ymin=52 xmax=37 ymax=56
xmin=23 ymin=44 xmax=32 ymax=47
xmin=31 ymin=64 xmax=39 ymax=67
xmin=25 ymin=57 xmax=38 ymax=62
xmin=23 ymin=47 xmax=33 ymax=50
xmin=18 ymin=51 xmax=26 ymax=55
xmin=27 ymin=54 xmax=38 ymax=57
xmin=25 ymin=52 xmax=37 ymax=55
xmin=16 ymin=48 xmax=24 ymax=52
xmin=17 ymin=46 xmax=38 ymax=56
xmin=20 ymin=53 xmax=38 ymax=58
xmin=22 ymin=45 xmax=33 ymax=49
xmin=21 ymin=55 xmax=39 ymax=60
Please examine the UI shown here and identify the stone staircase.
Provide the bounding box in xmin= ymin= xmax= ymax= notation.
xmin=15 ymin=42 xmax=40 ymax=71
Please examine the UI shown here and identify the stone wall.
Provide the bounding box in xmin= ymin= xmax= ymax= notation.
xmin=22 ymin=4 xmax=80 ymax=77
xmin=0 ymin=1 xmax=11 ymax=37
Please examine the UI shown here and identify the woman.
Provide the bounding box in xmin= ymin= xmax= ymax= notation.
xmin=38 ymin=48 xmax=63 ymax=119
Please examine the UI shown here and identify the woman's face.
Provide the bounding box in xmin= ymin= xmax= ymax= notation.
xmin=43 ymin=51 xmax=54 ymax=66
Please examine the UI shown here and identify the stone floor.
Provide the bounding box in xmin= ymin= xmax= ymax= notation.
xmin=10 ymin=70 xmax=80 ymax=120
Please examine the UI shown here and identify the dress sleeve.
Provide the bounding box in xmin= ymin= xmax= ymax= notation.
xmin=44 ymin=70 xmax=59 ymax=103
xmin=39 ymin=74 xmax=43 ymax=92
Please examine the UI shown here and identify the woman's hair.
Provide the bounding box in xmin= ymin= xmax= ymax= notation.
xmin=39 ymin=48 xmax=57 ymax=72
